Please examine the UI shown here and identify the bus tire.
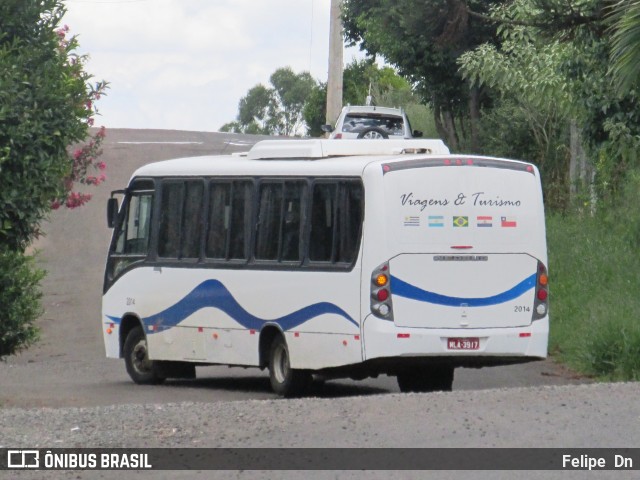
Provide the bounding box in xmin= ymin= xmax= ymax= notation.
xmin=123 ymin=326 xmax=166 ymax=385
xmin=357 ymin=127 xmax=389 ymax=139
xmin=397 ymin=365 xmax=454 ymax=393
xmin=268 ymin=335 xmax=311 ymax=397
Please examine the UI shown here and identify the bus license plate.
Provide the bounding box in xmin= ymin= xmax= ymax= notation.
xmin=447 ymin=337 xmax=480 ymax=350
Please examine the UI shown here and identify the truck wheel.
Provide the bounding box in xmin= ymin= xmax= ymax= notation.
xmin=397 ymin=366 xmax=454 ymax=393
xmin=123 ymin=326 xmax=166 ymax=385
xmin=268 ymin=335 xmax=311 ymax=397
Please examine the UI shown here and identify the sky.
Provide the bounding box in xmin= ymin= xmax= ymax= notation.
xmin=62 ymin=0 xmax=365 ymax=132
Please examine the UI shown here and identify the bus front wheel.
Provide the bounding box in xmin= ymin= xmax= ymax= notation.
xmin=268 ymin=336 xmax=311 ymax=397
xmin=123 ymin=326 xmax=166 ymax=385
xmin=397 ymin=365 xmax=454 ymax=393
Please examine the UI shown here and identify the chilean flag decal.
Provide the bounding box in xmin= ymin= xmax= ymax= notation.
xmin=501 ymin=216 xmax=517 ymax=228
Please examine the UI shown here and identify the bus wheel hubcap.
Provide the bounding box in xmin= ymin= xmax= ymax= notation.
xmin=273 ymin=345 xmax=289 ymax=384
xmin=132 ymin=341 xmax=152 ymax=373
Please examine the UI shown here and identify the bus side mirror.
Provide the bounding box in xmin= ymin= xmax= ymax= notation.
xmin=321 ymin=124 xmax=333 ymax=133
xmin=107 ymin=197 xmax=119 ymax=229
xmin=413 ymin=130 xmax=423 ymax=138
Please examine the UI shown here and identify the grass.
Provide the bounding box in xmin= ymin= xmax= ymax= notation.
xmin=547 ymin=209 xmax=640 ymax=381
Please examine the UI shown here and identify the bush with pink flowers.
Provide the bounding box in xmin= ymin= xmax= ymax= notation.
xmin=0 ymin=0 xmax=108 ymax=357
xmin=0 ymin=1 xmax=108 ymax=250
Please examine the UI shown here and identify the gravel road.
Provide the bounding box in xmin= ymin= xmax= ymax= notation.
xmin=2 ymin=382 xmax=639 ymax=479
xmin=3 ymin=382 xmax=640 ymax=448
xmin=1 ymin=129 xmax=637 ymax=480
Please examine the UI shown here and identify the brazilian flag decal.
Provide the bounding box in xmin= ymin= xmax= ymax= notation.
xmin=453 ymin=216 xmax=469 ymax=227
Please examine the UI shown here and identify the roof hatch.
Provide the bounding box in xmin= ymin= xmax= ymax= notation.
xmin=247 ymin=139 xmax=450 ymax=160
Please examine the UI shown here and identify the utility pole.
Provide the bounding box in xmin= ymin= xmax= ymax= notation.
xmin=326 ymin=0 xmax=343 ymax=128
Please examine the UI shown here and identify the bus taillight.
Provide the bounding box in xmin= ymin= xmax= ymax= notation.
xmin=533 ymin=262 xmax=549 ymax=320
xmin=371 ymin=263 xmax=394 ymax=320
xmin=377 ymin=289 xmax=389 ymax=301
xmin=375 ymin=273 xmax=388 ymax=286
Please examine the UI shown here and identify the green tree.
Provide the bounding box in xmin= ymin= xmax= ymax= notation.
xmin=342 ymin=0 xmax=502 ymax=150
xmin=223 ymin=67 xmax=315 ymax=136
xmin=302 ymin=82 xmax=327 ymax=137
xmin=0 ymin=0 xmax=107 ymax=250
xmin=0 ymin=250 xmax=44 ymax=358
xmin=0 ymin=0 xmax=106 ymax=358
xmin=219 ymin=121 xmax=243 ymax=133
xmin=458 ymin=9 xmax=575 ymax=206
xmin=458 ymin=0 xmax=640 ymax=206
xmin=269 ymin=67 xmax=316 ymax=135
xmin=343 ymin=58 xmax=413 ymax=105
xmin=609 ymin=0 xmax=640 ymax=93
xmin=303 ymin=59 xmax=421 ymax=136
xmin=238 ymin=84 xmax=273 ymax=134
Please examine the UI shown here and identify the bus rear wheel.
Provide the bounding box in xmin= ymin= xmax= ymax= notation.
xmin=397 ymin=365 xmax=454 ymax=393
xmin=268 ymin=336 xmax=311 ymax=397
xmin=123 ymin=326 xmax=166 ymax=385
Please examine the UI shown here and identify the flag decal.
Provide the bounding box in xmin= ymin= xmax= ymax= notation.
xmin=404 ymin=216 xmax=420 ymax=227
xmin=477 ymin=215 xmax=493 ymax=227
xmin=501 ymin=216 xmax=517 ymax=227
xmin=428 ymin=215 xmax=444 ymax=227
xmin=453 ymin=216 xmax=469 ymax=228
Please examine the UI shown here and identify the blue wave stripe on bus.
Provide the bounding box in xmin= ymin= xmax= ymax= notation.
xmin=106 ymin=279 xmax=357 ymax=332
xmin=390 ymin=273 xmax=537 ymax=307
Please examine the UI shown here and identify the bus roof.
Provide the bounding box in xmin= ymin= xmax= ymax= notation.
xmin=130 ymin=139 xmax=535 ymax=179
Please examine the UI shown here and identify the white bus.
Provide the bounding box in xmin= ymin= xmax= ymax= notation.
xmin=102 ymin=139 xmax=549 ymax=397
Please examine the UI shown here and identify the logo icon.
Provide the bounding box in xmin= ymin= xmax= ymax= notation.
xmin=7 ymin=450 xmax=40 ymax=469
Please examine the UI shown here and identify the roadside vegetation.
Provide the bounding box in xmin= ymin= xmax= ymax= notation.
xmin=547 ymin=173 xmax=640 ymax=381
xmin=0 ymin=0 xmax=107 ymax=358
xmin=221 ymin=59 xmax=438 ymax=137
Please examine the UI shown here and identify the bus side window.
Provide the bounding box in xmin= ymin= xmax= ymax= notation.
xmin=309 ymin=183 xmax=336 ymax=262
xmin=206 ymin=182 xmax=231 ymax=259
xmin=255 ymin=182 xmax=284 ymax=261
xmin=309 ymin=181 xmax=363 ymax=265
xmin=206 ymin=180 xmax=253 ymax=261
xmin=255 ymin=181 xmax=306 ymax=262
xmin=229 ymin=181 xmax=253 ymax=260
xmin=281 ymin=182 xmax=306 ymax=261
xmin=158 ymin=180 xmax=205 ymax=259
xmin=157 ymin=182 xmax=183 ymax=258
xmin=336 ymin=182 xmax=364 ymax=263
xmin=180 ymin=181 xmax=204 ymax=259
xmin=114 ymin=192 xmax=153 ymax=256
